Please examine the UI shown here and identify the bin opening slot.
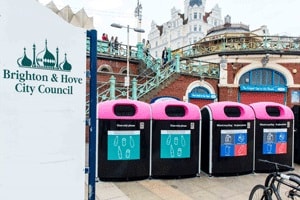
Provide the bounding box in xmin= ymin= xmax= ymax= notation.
xmin=165 ymin=105 xmax=185 ymax=117
xmin=114 ymin=104 xmax=136 ymax=116
xmin=266 ymin=106 xmax=280 ymax=117
xmin=224 ymin=106 xmax=241 ymax=117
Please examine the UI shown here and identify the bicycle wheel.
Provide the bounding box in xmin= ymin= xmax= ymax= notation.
xmin=249 ymin=184 xmax=270 ymax=200
xmin=277 ymin=173 xmax=300 ymax=200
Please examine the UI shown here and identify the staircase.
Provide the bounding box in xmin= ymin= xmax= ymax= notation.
xmin=138 ymin=73 xmax=180 ymax=102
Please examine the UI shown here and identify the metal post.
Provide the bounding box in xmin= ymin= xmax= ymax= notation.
xmin=87 ymin=29 xmax=97 ymax=200
xmin=110 ymin=23 xmax=145 ymax=99
xmin=132 ymin=78 xmax=137 ymax=100
xmin=136 ymin=42 xmax=144 ymax=59
xmin=126 ymin=25 xmax=130 ymax=99
xmin=175 ymin=54 xmax=180 ymax=73
xmin=135 ymin=0 xmax=143 ymax=43
xmin=109 ymin=76 xmax=116 ymax=100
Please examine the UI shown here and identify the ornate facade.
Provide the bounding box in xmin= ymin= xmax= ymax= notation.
xmin=148 ymin=0 xmax=223 ymax=57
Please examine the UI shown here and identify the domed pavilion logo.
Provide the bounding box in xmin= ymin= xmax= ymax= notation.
xmin=17 ymin=40 xmax=72 ymax=71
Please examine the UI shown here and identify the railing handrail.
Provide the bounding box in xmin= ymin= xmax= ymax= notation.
xmin=85 ymin=34 xmax=300 ymax=114
xmin=172 ymin=34 xmax=300 ymax=58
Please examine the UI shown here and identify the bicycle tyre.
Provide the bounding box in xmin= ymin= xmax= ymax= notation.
xmin=277 ymin=173 xmax=300 ymax=199
xmin=249 ymin=184 xmax=270 ymax=200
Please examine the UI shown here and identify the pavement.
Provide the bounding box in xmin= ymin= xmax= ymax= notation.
xmin=87 ymin=163 xmax=300 ymax=200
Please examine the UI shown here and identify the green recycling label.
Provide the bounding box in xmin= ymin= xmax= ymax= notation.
xmin=107 ymin=130 xmax=140 ymax=160
xmin=160 ymin=130 xmax=191 ymax=159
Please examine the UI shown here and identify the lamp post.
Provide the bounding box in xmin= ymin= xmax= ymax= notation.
xmin=134 ymin=0 xmax=143 ymax=43
xmin=111 ymin=23 xmax=145 ymax=99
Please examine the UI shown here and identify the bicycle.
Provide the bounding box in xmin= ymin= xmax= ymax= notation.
xmin=249 ymin=159 xmax=300 ymax=200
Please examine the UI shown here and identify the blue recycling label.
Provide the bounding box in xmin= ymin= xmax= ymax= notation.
xmin=262 ymin=128 xmax=287 ymax=155
xmin=220 ymin=129 xmax=248 ymax=157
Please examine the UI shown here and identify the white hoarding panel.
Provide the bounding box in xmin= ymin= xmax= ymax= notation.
xmin=0 ymin=0 xmax=86 ymax=200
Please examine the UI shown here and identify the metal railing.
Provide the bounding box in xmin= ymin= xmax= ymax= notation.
xmin=173 ymin=35 xmax=300 ymax=58
xmin=86 ymin=34 xmax=300 ymax=115
xmin=86 ymin=38 xmax=140 ymax=58
xmin=136 ymin=60 xmax=177 ymax=99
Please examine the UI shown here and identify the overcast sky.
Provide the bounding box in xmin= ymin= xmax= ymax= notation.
xmin=39 ymin=0 xmax=300 ymax=45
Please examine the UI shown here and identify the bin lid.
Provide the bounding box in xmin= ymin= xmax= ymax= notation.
xmin=151 ymin=100 xmax=201 ymax=120
xmin=249 ymin=102 xmax=294 ymax=120
xmin=203 ymin=101 xmax=255 ymax=120
xmin=97 ymin=99 xmax=151 ymax=119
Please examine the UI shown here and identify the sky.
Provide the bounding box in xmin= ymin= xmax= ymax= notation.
xmin=38 ymin=0 xmax=300 ymax=45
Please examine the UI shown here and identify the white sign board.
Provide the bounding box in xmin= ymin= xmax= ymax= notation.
xmin=0 ymin=0 xmax=86 ymax=200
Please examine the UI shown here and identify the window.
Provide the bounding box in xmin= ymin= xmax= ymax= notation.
xmin=120 ymin=66 xmax=128 ymax=74
xmin=188 ymin=86 xmax=216 ymax=99
xmin=194 ymin=12 xmax=197 ymax=19
xmin=198 ymin=25 xmax=202 ymax=32
xmin=194 ymin=25 xmax=197 ymax=32
xmin=191 ymin=87 xmax=209 ymax=94
xmin=98 ymin=64 xmax=112 ymax=72
xmin=239 ymin=68 xmax=286 ymax=86
xmin=193 ymin=37 xmax=197 ymax=43
xmin=214 ymin=20 xmax=218 ymax=26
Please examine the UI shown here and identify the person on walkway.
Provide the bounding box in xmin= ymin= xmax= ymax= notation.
xmin=104 ymin=34 xmax=109 ymax=41
xmin=114 ymin=37 xmax=119 ymax=54
xmin=109 ymin=36 xmax=114 ymax=53
xmin=102 ymin=33 xmax=106 ymax=41
xmin=162 ymin=47 xmax=168 ymax=65
xmin=142 ymin=38 xmax=146 ymax=46
xmin=145 ymin=40 xmax=151 ymax=56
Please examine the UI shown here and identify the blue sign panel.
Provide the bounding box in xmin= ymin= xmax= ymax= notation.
xmin=262 ymin=128 xmax=287 ymax=155
xmin=107 ymin=130 xmax=140 ymax=160
xmin=189 ymin=93 xmax=217 ymax=99
xmin=160 ymin=130 xmax=191 ymax=159
xmin=240 ymin=85 xmax=287 ymax=92
xmin=220 ymin=129 xmax=248 ymax=157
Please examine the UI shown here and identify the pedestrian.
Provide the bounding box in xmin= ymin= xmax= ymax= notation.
xmin=162 ymin=47 xmax=168 ymax=65
xmin=109 ymin=36 xmax=114 ymax=53
xmin=114 ymin=37 xmax=119 ymax=54
xmin=142 ymin=38 xmax=146 ymax=46
xmin=102 ymin=33 xmax=107 ymax=41
xmin=145 ymin=40 xmax=151 ymax=56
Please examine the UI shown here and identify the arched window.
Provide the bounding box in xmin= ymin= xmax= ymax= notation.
xmin=240 ymin=68 xmax=286 ymax=85
xmin=98 ymin=64 xmax=112 ymax=72
xmin=100 ymin=68 xmax=109 ymax=72
xmin=189 ymin=86 xmax=216 ymax=99
xmin=239 ymin=68 xmax=286 ymax=92
xmin=119 ymin=66 xmax=128 ymax=74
